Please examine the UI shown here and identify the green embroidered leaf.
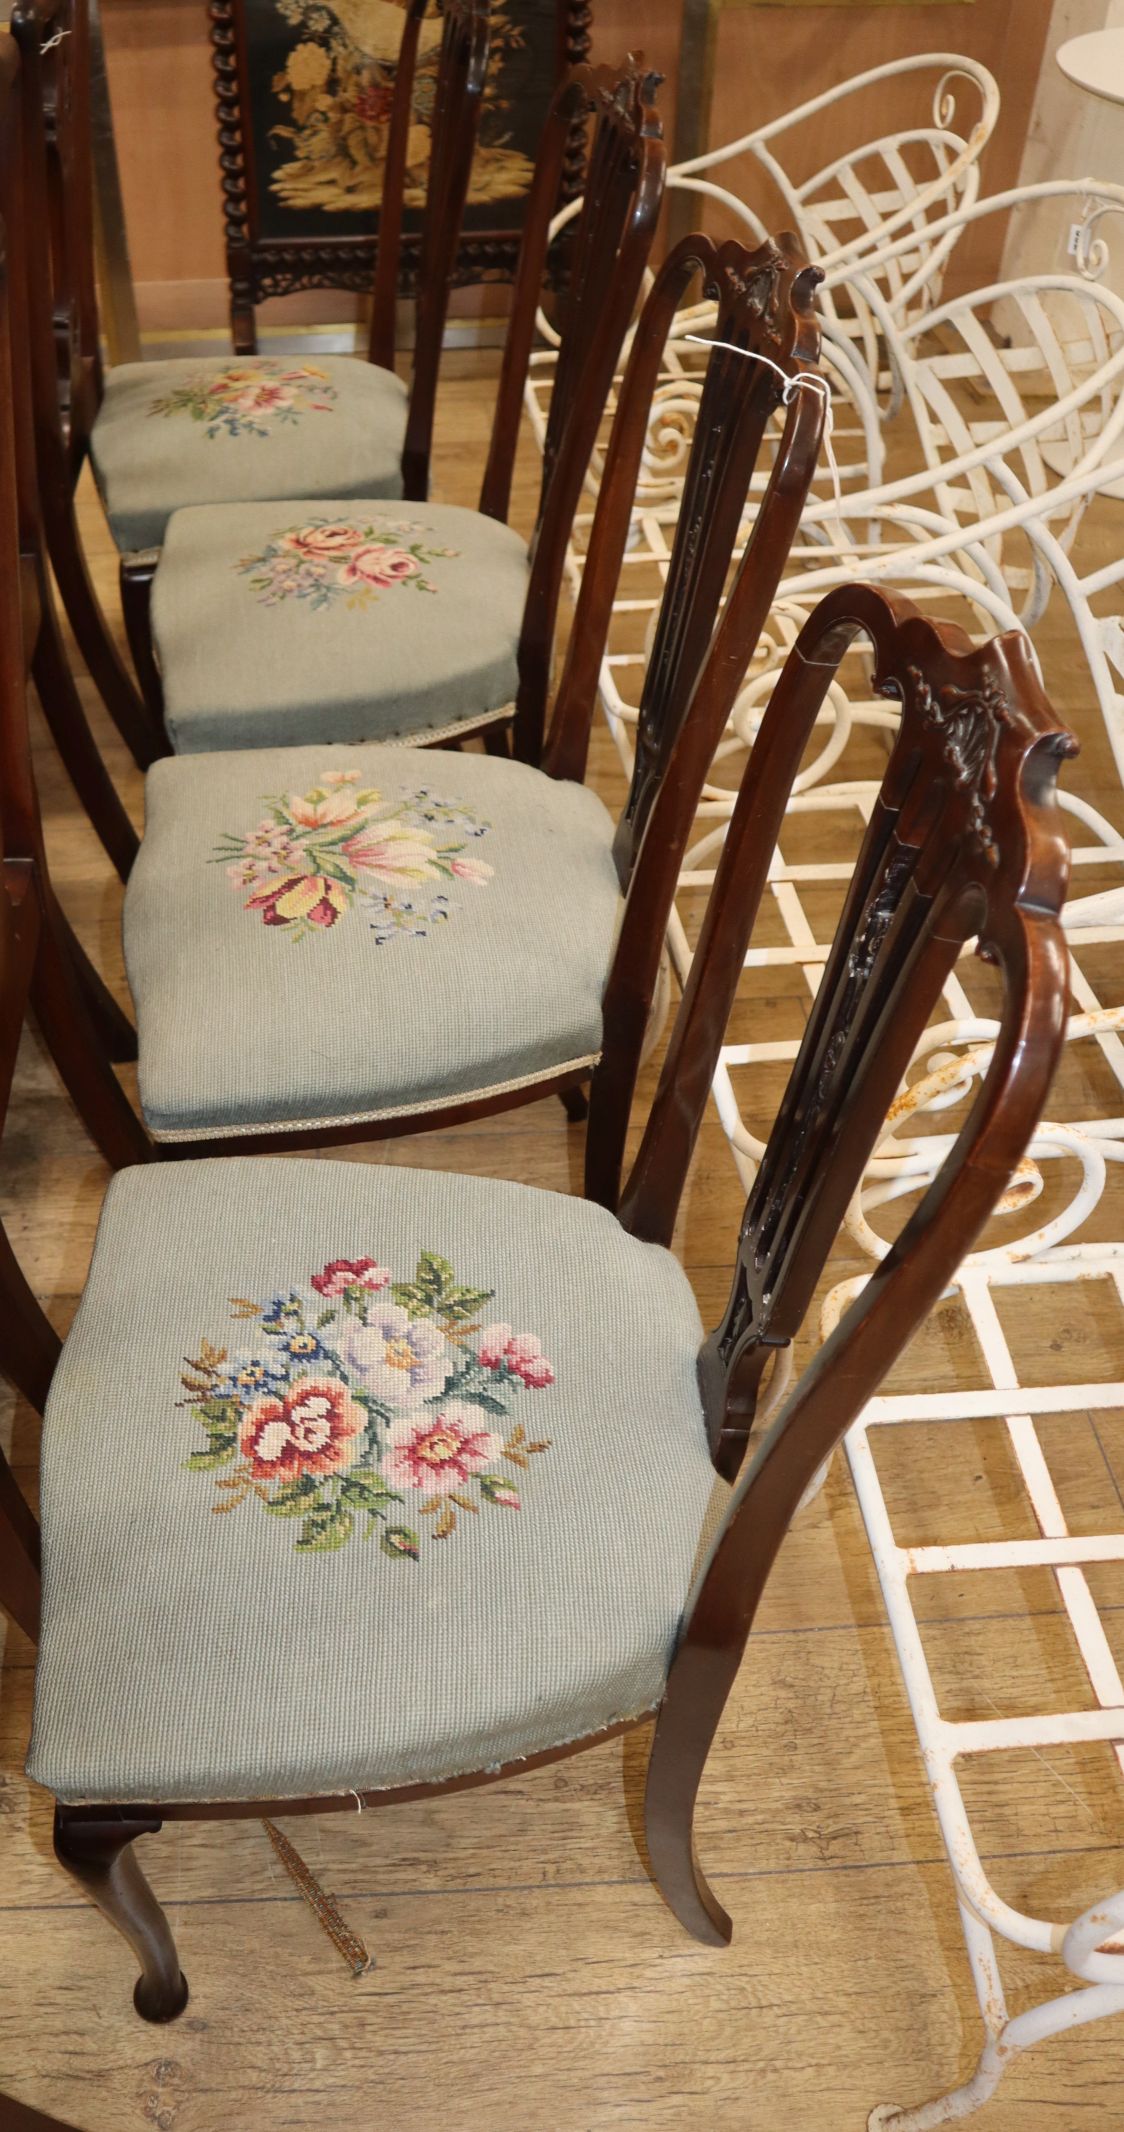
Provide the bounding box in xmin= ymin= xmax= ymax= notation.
xmin=477 ymin=1472 xmax=521 ymax=1507
xmin=380 ymin=1525 xmax=420 ymax=1562
xmin=196 ymin=1396 xmax=242 ymax=1436
xmin=296 ymin=1503 xmax=354 ymax=1553
xmin=316 ymin=1308 xmax=337 ymax=1328
xmin=183 ymin=1445 xmax=237 ymax=1471
xmin=265 ymin=1474 xmax=322 ymax=1517
xmin=458 ymin=1390 xmax=508 ymax=1416
xmin=341 ymin=1468 xmax=401 ymax=1510
xmin=438 ymin=1285 xmax=494 ymax=1325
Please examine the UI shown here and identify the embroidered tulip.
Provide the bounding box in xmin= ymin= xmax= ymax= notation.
xmin=449 ymin=855 xmax=494 ymax=885
xmin=287 ymin=785 xmax=369 ymax=830
xmin=241 ymin=1375 xmax=365 ymax=1481
xmin=245 ymin=872 xmax=349 ymax=929
xmin=341 ymin=822 xmax=442 ymax=885
xmin=384 ymin=1404 xmax=502 ymax=1497
xmin=310 ymin=1257 xmax=392 ymax=1299
xmin=339 ymin=544 xmax=420 ymax=589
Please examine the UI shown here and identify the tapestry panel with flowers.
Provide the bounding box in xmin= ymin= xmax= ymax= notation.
xmin=182 ymin=1249 xmax=554 ymax=1557
xmin=214 ymin=767 xmax=494 ymax=943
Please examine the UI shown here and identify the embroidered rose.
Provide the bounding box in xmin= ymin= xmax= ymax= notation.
xmin=283 ymin=523 xmax=368 ymax=561
xmin=310 ymin=1257 xmax=392 ymax=1299
xmin=149 ymin=362 xmax=337 ymax=441
xmin=339 ymin=1303 xmax=451 ymax=1409
xmin=353 ymin=80 xmax=395 ymax=126
xmin=477 ymin=1324 xmax=555 ymax=1388
xmin=245 ymin=873 xmax=349 ymax=930
xmin=234 ymin=518 xmax=456 ymax=609
xmin=384 ymin=1405 xmax=503 ymax=1499
xmin=240 ymin=1375 xmax=365 ymax=1481
xmin=339 ymin=545 xmax=420 ymax=590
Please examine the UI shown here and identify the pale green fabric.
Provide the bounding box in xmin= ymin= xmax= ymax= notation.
xmin=123 ymin=742 xmax=623 ymax=1139
xmin=90 ymin=355 xmax=408 ymax=553
xmin=27 ymin=1157 xmax=721 ymax=1805
xmin=151 ymin=501 xmax=530 ymax=752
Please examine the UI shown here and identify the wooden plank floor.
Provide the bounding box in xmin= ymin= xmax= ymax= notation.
xmin=2 ymin=354 xmax=1124 ymax=2130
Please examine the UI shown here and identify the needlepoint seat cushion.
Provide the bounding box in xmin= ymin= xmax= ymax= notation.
xmin=26 ymin=1157 xmax=721 ymax=1805
xmin=150 ymin=500 xmax=531 ymax=752
xmin=123 ymin=743 xmax=622 ymax=1140
xmin=89 ymin=356 xmax=409 ymax=554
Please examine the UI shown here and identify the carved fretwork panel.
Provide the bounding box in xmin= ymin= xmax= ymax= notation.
xmin=612 ymin=244 xmax=821 ymax=884
xmin=539 ymin=63 xmax=663 ymax=505
xmin=689 ymin=596 xmax=1077 ymax=1453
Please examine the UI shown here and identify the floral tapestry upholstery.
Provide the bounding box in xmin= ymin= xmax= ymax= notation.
xmin=151 ymin=501 xmax=530 ymax=752
xmin=123 ymin=743 xmax=623 ymax=1138
xmin=90 ymin=356 xmax=409 ymax=553
xmin=27 ymin=1157 xmax=721 ymax=1804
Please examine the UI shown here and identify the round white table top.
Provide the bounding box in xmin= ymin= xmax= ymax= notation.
xmin=1057 ymin=26 xmax=1124 ymax=107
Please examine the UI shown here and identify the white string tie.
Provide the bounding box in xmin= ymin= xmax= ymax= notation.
xmin=40 ymin=25 xmax=70 ymax=50
xmin=684 ymin=333 xmax=848 ymax=545
xmin=350 ymin=1789 xmax=364 ymax=1812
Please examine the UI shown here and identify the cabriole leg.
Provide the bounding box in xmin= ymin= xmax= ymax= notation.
xmin=53 ymin=1806 xmax=188 ymax=2022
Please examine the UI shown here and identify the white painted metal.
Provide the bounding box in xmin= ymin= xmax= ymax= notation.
xmin=527 ymin=114 xmax=1124 ymax=2119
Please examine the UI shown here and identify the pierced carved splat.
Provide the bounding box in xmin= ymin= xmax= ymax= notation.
xmin=612 ymin=241 xmax=822 ymax=883
xmin=698 ymin=600 xmax=1074 ymax=1468
xmin=539 ymin=60 xmax=665 ymax=500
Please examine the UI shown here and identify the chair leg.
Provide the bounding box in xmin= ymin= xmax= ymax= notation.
xmin=31 ymin=579 xmax=139 ymax=886
xmin=559 ymin=1081 xmax=589 ymax=1123
xmin=482 ymin=722 xmax=511 ymax=758
xmin=118 ymin=554 xmax=166 ymax=726
xmin=53 ymin=1807 xmax=188 ymax=2023
xmin=642 ymin=1715 xmax=733 ymax=1950
xmin=43 ymin=495 xmax=167 ymax=770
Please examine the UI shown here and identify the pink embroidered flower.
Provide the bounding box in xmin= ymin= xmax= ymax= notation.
xmin=384 ymin=1404 xmax=502 ymax=1498
xmin=282 ymin=524 xmax=366 ymax=561
xmin=232 ymin=383 xmax=293 ymax=418
xmin=288 ymin=786 xmax=370 ymax=830
xmin=322 ymin=769 xmax=361 ymax=787
xmin=477 ymin=1323 xmax=512 ymax=1368
xmin=310 ymin=1257 xmax=392 ymax=1299
xmin=341 ymin=824 xmax=441 ymax=884
xmin=477 ymin=1324 xmax=554 ymax=1387
xmin=246 ymin=873 xmax=349 ymax=929
xmin=339 ymin=544 xmax=420 ymax=589
xmin=241 ymin=1375 xmax=365 ymax=1481
xmin=449 ymin=855 xmax=494 ymax=885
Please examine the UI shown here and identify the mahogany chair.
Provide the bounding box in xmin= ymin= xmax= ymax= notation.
xmin=17 ymin=233 xmax=825 ymax=1179
xmin=10 ymin=0 xmax=490 ymax=768
xmin=132 ymin=58 xmax=666 ymax=767
xmin=1 ymin=575 xmax=1073 ymax=2012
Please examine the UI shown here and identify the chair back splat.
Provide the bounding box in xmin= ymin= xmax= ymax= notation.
xmin=482 ymin=60 xmax=665 ymax=763
xmin=569 ymin=234 xmax=824 ymax=1205
xmin=626 ymin=583 xmax=1074 ymax=1942
xmin=390 ymin=0 xmax=491 ymax=499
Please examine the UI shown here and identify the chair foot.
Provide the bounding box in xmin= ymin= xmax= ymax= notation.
xmin=54 ymin=1806 xmax=188 ymax=2023
xmin=559 ymin=1082 xmax=589 ymax=1123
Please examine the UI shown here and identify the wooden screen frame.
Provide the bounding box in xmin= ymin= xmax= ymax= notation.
xmin=210 ymin=0 xmax=593 ymax=348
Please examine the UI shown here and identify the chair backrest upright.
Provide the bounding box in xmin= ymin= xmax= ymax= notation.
xmin=12 ymin=0 xmax=491 ymax=501
xmin=479 ymin=56 xmax=666 ymax=533
xmin=556 ymin=231 xmax=824 ymax=1199
xmin=629 ymin=581 xmax=1073 ymax=1942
